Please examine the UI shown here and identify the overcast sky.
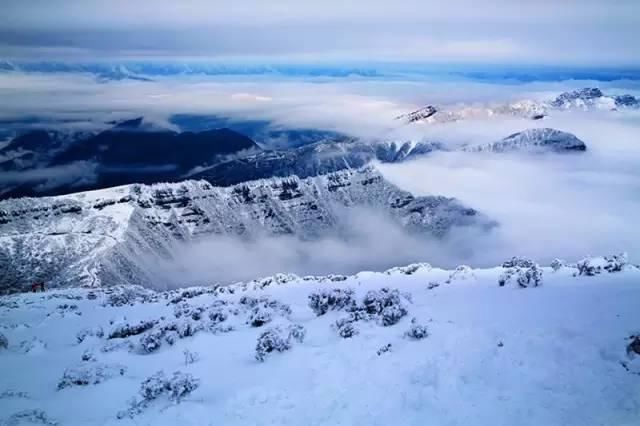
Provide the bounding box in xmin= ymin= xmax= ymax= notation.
xmin=1 ymin=0 xmax=639 ymax=66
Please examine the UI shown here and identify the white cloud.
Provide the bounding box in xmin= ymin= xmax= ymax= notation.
xmin=1 ymin=0 xmax=639 ymax=65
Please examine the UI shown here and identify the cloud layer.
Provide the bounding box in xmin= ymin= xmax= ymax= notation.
xmin=1 ymin=0 xmax=640 ymax=65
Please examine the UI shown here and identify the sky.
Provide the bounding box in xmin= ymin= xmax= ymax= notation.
xmin=1 ymin=0 xmax=640 ymax=66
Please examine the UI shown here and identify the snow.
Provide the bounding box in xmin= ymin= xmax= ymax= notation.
xmin=1 ymin=260 xmax=639 ymax=425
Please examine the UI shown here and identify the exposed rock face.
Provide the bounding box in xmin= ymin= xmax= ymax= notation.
xmin=0 ymin=166 xmax=488 ymax=293
xmin=463 ymin=128 xmax=587 ymax=153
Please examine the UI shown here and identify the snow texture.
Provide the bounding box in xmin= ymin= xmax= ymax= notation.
xmin=1 ymin=257 xmax=639 ymax=425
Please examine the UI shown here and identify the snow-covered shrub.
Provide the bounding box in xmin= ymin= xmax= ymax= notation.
xmin=81 ymin=349 xmax=95 ymax=362
xmin=502 ymin=257 xmax=535 ymax=268
xmin=287 ymin=324 xmax=306 ymax=343
xmin=550 ymin=258 xmax=565 ymax=272
xmin=405 ymin=319 xmax=429 ymax=340
xmin=19 ymin=337 xmax=47 ymax=354
xmin=336 ymin=321 xmax=358 ymax=338
xmin=140 ymin=371 xmax=199 ymax=402
xmin=577 ymin=253 xmax=629 ymax=276
xmin=0 ymin=390 xmax=30 ymax=399
xmin=384 ymin=263 xmax=431 ymax=275
xmin=361 ymin=288 xmax=408 ymax=326
xmin=255 ymin=324 xmax=306 ymax=362
xmin=499 ymin=263 xmax=543 ymax=288
xmin=445 ymin=265 xmax=476 ymax=284
xmin=377 ymin=343 xmax=392 ymax=355
xmin=208 ymin=301 xmax=230 ymax=325
xmin=119 ymin=371 xmax=200 ymax=419
xmin=57 ymin=363 xmax=126 ymax=390
xmin=308 ymin=288 xmax=356 ymax=316
xmin=210 ymin=324 xmax=235 ymax=334
xmin=173 ymin=303 xmax=202 ymax=321
xmin=183 ymin=349 xmax=199 ymax=365
xmin=2 ymin=409 xmax=58 ymax=426
xmin=108 ymin=320 xmax=156 ymax=339
xmin=139 ymin=329 xmax=164 ymax=354
xmin=247 ymin=305 xmax=273 ymax=327
xmin=255 ymin=328 xmax=291 ymax=362
xmin=0 ymin=332 xmax=7 ymax=350
xmin=427 ymin=281 xmax=440 ymax=290
xmin=76 ymin=326 xmax=104 ymax=344
xmin=627 ymin=335 xmax=640 ymax=357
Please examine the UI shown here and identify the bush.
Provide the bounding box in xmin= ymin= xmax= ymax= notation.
xmin=255 ymin=324 xmax=306 ymax=362
xmin=405 ymin=319 xmax=429 ymax=340
xmin=58 ymin=363 xmax=126 ymax=390
xmin=362 ymin=288 xmax=408 ymax=326
xmin=247 ymin=305 xmax=273 ymax=327
xmin=2 ymin=409 xmax=58 ymax=426
xmin=139 ymin=370 xmax=199 ymax=402
xmin=139 ymin=330 xmax=164 ymax=354
xmin=336 ymin=321 xmax=358 ymax=338
xmin=0 ymin=332 xmax=7 ymax=350
xmin=183 ymin=349 xmax=199 ymax=365
xmin=119 ymin=370 xmax=200 ymax=419
xmin=308 ymin=288 xmax=356 ymax=316
xmin=499 ymin=263 xmax=543 ymax=288
xmin=377 ymin=343 xmax=392 ymax=356
xmin=108 ymin=321 xmax=155 ymax=339
xmin=76 ymin=326 xmax=104 ymax=344
xmin=577 ymin=253 xmax=628 ymax=276
xmin=550 ymin=258 xmax=565 ymax=272
xmin=445 ymin=265 xmax=475 ymax=284
xmin=502 ymin=257 xmax=535 ymax=268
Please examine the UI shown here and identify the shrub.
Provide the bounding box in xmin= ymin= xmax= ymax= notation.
xmin=183 ymin=349 xmax=199 ymax=365
xmin=108 ymin=321 xmax=155 ymax=339
xmin=361 ymin=288 xmax=408 ymax=326
xmin=76 ymin=326 xmax=104 ymax=344
xmin=499 ymin=263 xmax=543 ymax=288
xmin=0 ymin=332 xmax=8 ymax=350
xmin=502 ymin=257 xmax=535 ymax=268
xmin=576 ymin=253 xmax=629 ymax=276
xmin=308 ymin=288 xmax=357 ymax=316
xmin=336 ymin=321 xmax=358 ymax=339
xmin=377 ymin=343 xmax=392 ymax=356
xmin=255 ymin=324 xmax=306 ymax=362
xmin=58 ymin=363 xmax=126 ymax=390
xmin=550 ymin=258 xmax=565 ymax=272
xmin=405 ymin=319 xmax=429 ymax=340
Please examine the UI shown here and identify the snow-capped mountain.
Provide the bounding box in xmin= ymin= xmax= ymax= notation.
xmin=190 ymin=139 xmax=443 ymax=186
xmin=0 ymin=166 xmax=488 ymax=293
xmin=463 ymin=128 xmax=587 ymax=153
xmin=398 ymin=88 xmax=640 ymax=124
xmin=1 ymin=255 xmax=638 ymax=426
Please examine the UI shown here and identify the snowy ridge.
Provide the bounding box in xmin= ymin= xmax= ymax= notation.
xmin=398 ymin=87 xmax=640 ymax=124
xmin=0 ymin=255 xmax=639 ymax=425
xmin=463 ymin=128 xmax=587 ymax=153
xmin=0 ymin=166 xmax=487 ymax=292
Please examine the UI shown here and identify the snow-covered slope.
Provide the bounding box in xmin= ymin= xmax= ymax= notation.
xmin=398 ymin=88 xmax=640 ymax=124
xmin=0 ymin=166 xmax=487 ymax=293
xmin=463 ymin=128 xmax=587 ymax=153
xmin=1 ymin=257 xmax=639 ymax=426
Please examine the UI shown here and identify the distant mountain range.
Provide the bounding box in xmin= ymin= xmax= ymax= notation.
xmin=396 ymin=88 xmax=640 ymax=124
xmin=0 ymin=120 xmax=586 ymax=199
xmin=0 ymin=118 xmax=259 ymax=199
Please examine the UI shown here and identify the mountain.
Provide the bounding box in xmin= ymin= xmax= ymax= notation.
xmin=0 ymin=121 xmax=260 ymax=199
xmin=398 ymin=87 xmax=640 ymax=124
xmin=0 ymin=166 xmax=488 ymax=293
xmin=463 ymin=128 xmax=587 ymax=153
xmin=550 ymin=87 xmax=640 ymax=110
xmin=189 ymin=139 xmax=443 ymax=186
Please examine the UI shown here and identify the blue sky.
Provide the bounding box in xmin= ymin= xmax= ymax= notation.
xmin=1 ymin=0 xmax=639 ymax=67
